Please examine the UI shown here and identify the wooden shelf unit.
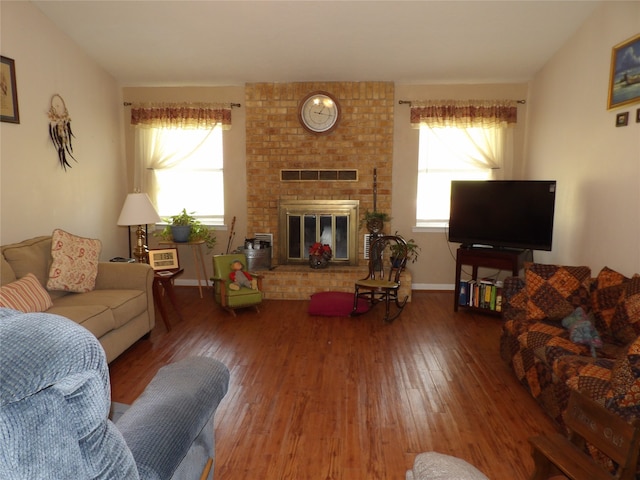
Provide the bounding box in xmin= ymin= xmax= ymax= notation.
xmin=454 ymin=246 xmax=533 ymax=314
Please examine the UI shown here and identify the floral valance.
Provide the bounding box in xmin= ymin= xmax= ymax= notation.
xmin=410 ymin=100 xmax=518 ymax=128
xmin=130 ymin=102 xmax=232 ymax=129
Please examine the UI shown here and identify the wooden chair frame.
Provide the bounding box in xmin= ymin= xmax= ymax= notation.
xmin=351 ymin=235 xmax=409 ymax=323
xmin=529 ymin=390 xmax=640 ymax=480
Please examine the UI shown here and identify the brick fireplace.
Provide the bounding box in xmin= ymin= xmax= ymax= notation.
xmin=244 ymin=82 xmax=403 ymax=300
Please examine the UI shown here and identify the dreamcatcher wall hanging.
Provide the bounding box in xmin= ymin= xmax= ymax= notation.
xmin=48 ymin=94 xmax=76 ymax=171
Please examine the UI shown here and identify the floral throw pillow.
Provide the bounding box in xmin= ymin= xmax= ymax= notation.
xmin=525 ymin=263 xmax=591 ymax=322
xmin=46 ymin=229 xmax=102 ymax=293
xmin=0 ymin=273 xmax=53 ymax=312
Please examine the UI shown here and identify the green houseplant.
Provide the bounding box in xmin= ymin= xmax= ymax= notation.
xmin=156 ymin=209 xmax=217 ymax=250
xmin=390 ymin=232 xmax=421 ymax=265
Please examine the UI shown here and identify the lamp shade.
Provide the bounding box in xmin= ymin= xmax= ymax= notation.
xmin=117 ymin=193 xmax=161 ymax=226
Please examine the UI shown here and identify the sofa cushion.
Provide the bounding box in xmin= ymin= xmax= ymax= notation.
xmin=591 ymin=266 xmax=630 ymax=338
xmin=47 ymin=304 xmax=115 ymax=339
xmin=0 ymin=256 xmax=17 ymax=286
xmin=2 ymin=236 xmax=52 ymax=287
xmin=611 ymin=351 xmax=635 ymax=397
xmin=47 ymin=229 xmax=102 ymax=293
xmin=0 ymin=273 xmax=53 ymax=313
xmin=51 ymin=290 xmax=147 ymax=329
xmin=525 ymin=263 xmax=591 ymax=322
xmin=610 ymin=275 xmax=640 ymax=344
xmin=555 ymin=356 xmax=614 ymax=401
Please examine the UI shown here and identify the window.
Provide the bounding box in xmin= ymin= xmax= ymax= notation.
xmin=416 ymin=125 xmax=503 ymax=228
xmin=137 ymin=126 xmax=224 ymax=225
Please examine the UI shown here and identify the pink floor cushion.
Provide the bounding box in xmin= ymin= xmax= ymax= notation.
xmin=308 ymin=291 xmax=370 ymax=317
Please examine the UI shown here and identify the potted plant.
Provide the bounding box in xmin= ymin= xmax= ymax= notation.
xmin=390 ymin=232 xmax=421 ymax=267
xmin=156 ymin=209 xmax=217 ymax=250
xmin=308 ymin=242 xmax=332 ymax=269
xmin=360 ymin=210 xmax=391 ymax=234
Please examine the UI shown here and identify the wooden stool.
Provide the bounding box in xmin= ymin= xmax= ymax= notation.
xmin=529 ymin=390 xmax=640 ymax=480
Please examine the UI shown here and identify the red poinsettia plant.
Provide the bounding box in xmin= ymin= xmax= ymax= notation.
xmin=309 ymin=242 xmax=332 ymax=259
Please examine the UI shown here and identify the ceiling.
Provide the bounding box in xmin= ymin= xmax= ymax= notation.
xmin=33 ymin=0 xmax=602 ymax=87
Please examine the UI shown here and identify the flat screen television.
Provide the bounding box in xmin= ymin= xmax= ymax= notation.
xmin=448 ymin=180 xmax=556 ymax=251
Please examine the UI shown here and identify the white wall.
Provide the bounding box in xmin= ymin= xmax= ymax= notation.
xmin=0 ymin=1 xmax=126 ymax=259
xmin=393 ymin=83 xmax=529 ymax=288
xmin=526 ymin=2 xmax=640 ymax=276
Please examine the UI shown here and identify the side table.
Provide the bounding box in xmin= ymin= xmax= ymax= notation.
xmin=454 ymin=247 xmax=532 ymax=314
xmin=153 ymin=268 xmax=184 ymax=331
xmin=159 ymin=240 xmax=208 ymax=298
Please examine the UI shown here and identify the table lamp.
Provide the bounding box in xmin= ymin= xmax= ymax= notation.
xmin=117 ymin=193 xmax=161 ymax=263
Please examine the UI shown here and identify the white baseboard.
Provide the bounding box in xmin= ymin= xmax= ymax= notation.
xmin=174 ymin=278 xmax=211 ymax=287
xmin=173 ymin=278 xmax=454 ymax=291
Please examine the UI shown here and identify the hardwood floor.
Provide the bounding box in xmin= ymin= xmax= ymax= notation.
xmin=109 ymin=287 xmax=559 ymax=479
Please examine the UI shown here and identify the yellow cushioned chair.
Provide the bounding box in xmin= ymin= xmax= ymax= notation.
xmin=212 ymin=253 xmax=263 ymax=316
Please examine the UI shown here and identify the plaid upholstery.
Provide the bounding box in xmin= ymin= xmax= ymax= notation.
xmin=525 ymin=263 xmax=591 ymax=321
xmin=500 ymin=265 xmax=640 ymax=429
xmin=610 ymin=275 xmax=640 ymax=344
xmin=591 ymin=266 xmax=630 ymax=340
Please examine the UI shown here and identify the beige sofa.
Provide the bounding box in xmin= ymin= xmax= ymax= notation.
xmin=1 ymin=236 xmax=155 ymax=363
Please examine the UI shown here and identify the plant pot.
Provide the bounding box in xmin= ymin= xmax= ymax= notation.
xmin=171 ymin=225 xmax=191 ymax=242
xmin=366 ymin=218 xmax=384 ymax=234
xmin=309 ymin=254 xmax=330 ymax=269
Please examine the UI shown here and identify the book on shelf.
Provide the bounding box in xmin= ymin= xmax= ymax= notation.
xmin=458 ymin=278 xmax=503 ymax=312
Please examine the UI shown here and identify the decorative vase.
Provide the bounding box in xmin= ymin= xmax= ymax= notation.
xmin=171 ymin=225 xmax=191 ymax=242
xmin=309 ymin=254 xmax=329 ymax=269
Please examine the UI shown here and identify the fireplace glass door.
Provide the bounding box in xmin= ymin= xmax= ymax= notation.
xmin=287 ymin=214 xmax=349 ymax=261
xmin=278 ymin=200 xmax=359 ymax=266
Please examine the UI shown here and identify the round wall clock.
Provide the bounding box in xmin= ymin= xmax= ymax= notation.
xmin=298 ymin=91 xmax=341 ymax=134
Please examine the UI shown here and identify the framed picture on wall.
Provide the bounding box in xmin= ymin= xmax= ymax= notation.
xmin=148 ymin=248 xmax=179 ymax=270
xmin=1 ymin=56 xmax=20 ymax=123
xmin=608 ymin=33 xmax=640 ymax=110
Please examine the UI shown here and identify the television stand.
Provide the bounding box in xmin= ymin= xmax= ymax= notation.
xmin=454 ymin=246 xmax=533 ymax=314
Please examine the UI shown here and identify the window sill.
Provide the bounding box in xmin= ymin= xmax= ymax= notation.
xmin=413 ymin=223 xmax=448 ymax=233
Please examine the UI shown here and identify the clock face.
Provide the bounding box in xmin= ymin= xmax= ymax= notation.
xmin=298 ymin=91 xmax=341 ymax=134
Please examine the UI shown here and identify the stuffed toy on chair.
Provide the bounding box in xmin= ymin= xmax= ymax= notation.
xmin=229 ymin=260 xmax=257 ymax=291
xmin=561 ymin=306 xmax=603 ymax=358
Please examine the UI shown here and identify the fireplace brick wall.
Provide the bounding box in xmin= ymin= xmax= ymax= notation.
xmin=245 ymin=82 xmax=395 ymax=267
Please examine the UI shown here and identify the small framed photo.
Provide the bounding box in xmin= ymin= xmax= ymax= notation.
xmin=616 ymin=112 xmax=629 ymax=127
xmin=0 ymin=56 xmax=20 ymax=124
xmin=608 ymin=33 xmax=640 ymax=110
xmin=636 ymin=108 xmax=640 ymax=123
xmin=148 ymin=248 xmax=179 ymax=270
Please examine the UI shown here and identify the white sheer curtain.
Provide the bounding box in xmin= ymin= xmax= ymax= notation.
xmin=133 ymin=126 xmax=218 ymax=204
xmin=423 ymin=126 xmax=505 ymax=172
xmin=417 ymin=126 xmax=502 ymax=225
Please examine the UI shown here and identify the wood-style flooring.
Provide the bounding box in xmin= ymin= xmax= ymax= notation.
xmin=109 ymin=288 xmax=559 ymax=479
